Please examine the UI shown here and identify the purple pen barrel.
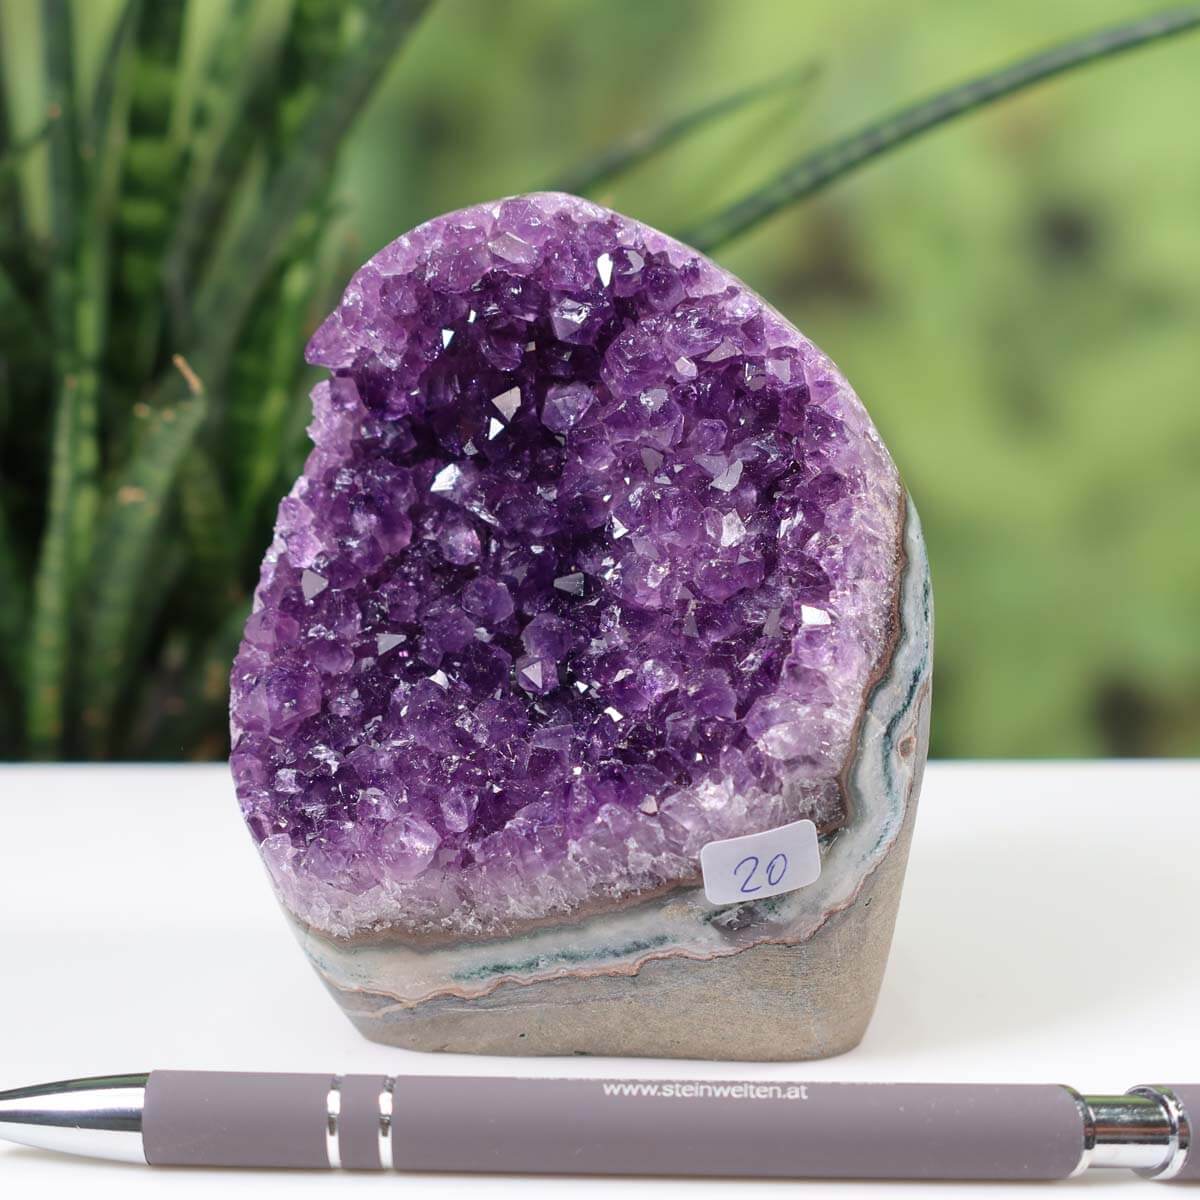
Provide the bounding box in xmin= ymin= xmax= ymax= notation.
xmin=140 ymin=1072 xmax=1193 ymax=1180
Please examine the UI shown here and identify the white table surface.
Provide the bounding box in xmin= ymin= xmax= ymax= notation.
xmin=1 ymin=761 xmax=1198 ymax=1197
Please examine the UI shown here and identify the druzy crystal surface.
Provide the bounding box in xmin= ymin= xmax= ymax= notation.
xmin=230 ymin=193 xmax=903 ymax=939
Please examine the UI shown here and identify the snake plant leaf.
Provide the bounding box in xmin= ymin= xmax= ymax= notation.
xmin=684 ymin=7 xmax=1200 ymax=252
xmin=551 ymin=59 xmax=820 ymax=198
xmin=191 ymin=0 xmax=433 ymax=373
xmin=83 ymin=0 xmax=140 ymax=159
xmin=162 ymin=0 xmax=261 ymax=339
xmin=77 ymin=0 xmax=433 ymax=755
xmin=26 ymin=0 xmax=81 ymax=756
xmin=79 ymin=380 xmax=207 ymax=753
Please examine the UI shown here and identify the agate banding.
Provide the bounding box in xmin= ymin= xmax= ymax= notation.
xmin=230 ymin=192 xmax=932 ymax=1058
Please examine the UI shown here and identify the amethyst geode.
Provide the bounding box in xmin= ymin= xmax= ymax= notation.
xmin=231 ymin=193 xmax=931 ymax=1059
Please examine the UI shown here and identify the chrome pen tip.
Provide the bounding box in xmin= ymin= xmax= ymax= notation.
xmin=0 ymin=1074 xmax=148 ymax=1163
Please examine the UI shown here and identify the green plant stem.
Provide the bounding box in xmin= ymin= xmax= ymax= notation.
xmin=683 ymin=6 xmax=1200 ymax=252
xmin=552 ymin=60 xmax=820 ymax=197
xmin=26 ymin=0 xmax=80 ymax=756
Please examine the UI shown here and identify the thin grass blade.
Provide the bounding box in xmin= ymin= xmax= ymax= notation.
xmin=683 ymin=7 xmax=1200 ymax=252
xmin=551 ymin=60 xmax=820 ymax=197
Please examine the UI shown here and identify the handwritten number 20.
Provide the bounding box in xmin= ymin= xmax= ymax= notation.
xmin=733 ymin=851 xmax=789 ymax=894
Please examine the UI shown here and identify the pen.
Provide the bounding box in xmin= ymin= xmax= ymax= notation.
xmin=0 ymin=1071 xmax=1194 ymax=1181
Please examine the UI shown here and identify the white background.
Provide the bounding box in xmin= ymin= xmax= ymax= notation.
xmin=1 ymin=761 xmax=1197 ymax=1196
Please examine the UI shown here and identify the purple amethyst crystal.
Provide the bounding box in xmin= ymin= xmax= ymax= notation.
xmin=230 ymin=193 xmax=904 ymax=939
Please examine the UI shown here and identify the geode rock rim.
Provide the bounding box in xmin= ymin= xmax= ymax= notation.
xmin=230 ymin=191 xmax=908 ymax=943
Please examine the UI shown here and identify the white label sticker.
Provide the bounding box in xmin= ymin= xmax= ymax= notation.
xmin=699 ymin=819 xmax=821 ymax=905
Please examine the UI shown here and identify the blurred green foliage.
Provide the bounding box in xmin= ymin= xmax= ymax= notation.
xmin=0 ymin=0 xmax=1197 ymax=759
